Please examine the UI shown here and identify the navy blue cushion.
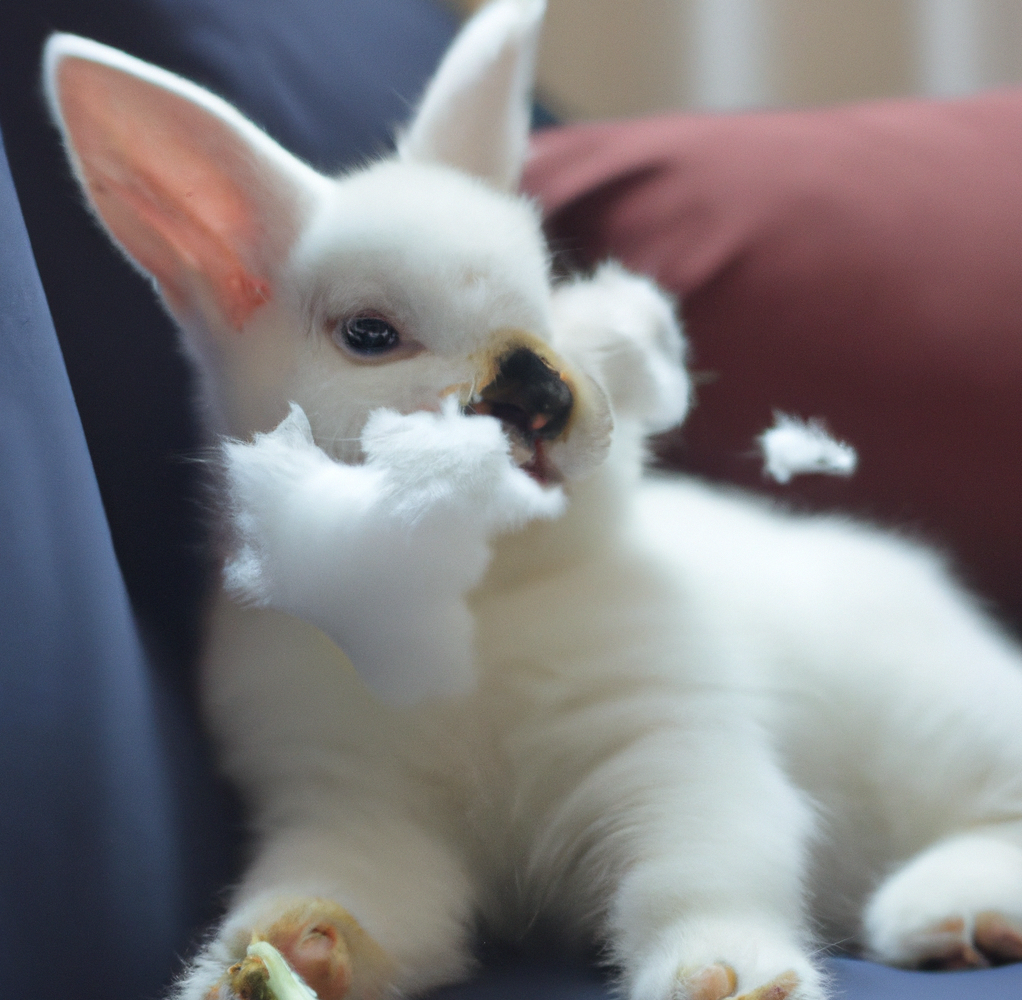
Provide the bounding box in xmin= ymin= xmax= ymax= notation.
xmin=0 ymin=122 xmax=238 ymax=1000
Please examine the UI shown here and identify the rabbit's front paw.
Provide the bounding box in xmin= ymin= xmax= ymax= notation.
xmin=628 ymin=918 xmax=823 ymax=1000
xmin=194 ymin=899 xmax=393 ymax=1000
xmin=674 ymin=966 xmax=801 ymax=1000
xmin=864 ymin=833 xmax=1022 ymax=968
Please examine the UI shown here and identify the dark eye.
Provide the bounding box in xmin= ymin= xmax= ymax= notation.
xmin=338 ymin=315 xmax=401 ymax=355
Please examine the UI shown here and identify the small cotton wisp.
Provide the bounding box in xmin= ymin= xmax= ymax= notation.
xmin=758 ymin=412 xmax=857 ymax=485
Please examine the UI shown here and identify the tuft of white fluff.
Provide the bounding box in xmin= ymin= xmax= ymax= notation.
xmin=222 ymin=400 xmax=565 ymax=705
xmin=758 ymin=412 xmax=857 ymax=485
xmin=550 ymin=262 xmax=690 ymax=433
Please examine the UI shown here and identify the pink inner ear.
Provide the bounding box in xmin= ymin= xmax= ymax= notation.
xmin=58 ymin=57 xmax=282 ymax=329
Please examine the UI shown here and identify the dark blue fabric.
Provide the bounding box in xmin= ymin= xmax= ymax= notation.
xmin=826 ymin=957 xmax=1022 ymax=998
xmin=126 ymin=0 xmax=462 ymax=173
xmin=0 ymin=125 xmax=183 ymax=999
xmin=429 ymin=954 xmax=1022 ymax=1000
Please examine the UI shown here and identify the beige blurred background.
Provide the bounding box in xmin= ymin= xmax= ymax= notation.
xmin=448 ymin=0 xmax=1022 ymax=118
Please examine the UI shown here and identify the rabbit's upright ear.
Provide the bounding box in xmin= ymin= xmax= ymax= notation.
xmin=44 ymin=34 xmax=328 ymax=332
xmin=398 ymin=0 xmax=545 ymax=191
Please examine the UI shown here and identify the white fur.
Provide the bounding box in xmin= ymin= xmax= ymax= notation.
xmin=45 ymin=4 xmax=1022 ymax=1000
xmin=397 ymin=0 xmax=544 ymax=189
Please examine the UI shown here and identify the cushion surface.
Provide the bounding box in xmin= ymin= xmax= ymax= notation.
xmin=0 ymin=123 xmax=204 ymax=1000
xmin=429 ymin=951 xmax=1022 ymax=1000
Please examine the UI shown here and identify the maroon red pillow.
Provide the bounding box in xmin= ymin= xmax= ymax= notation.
xmin=523 ymin=92 xmax=1022 ymax=629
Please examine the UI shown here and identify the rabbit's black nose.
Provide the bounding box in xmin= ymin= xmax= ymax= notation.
xmin=470 ymin=347 xmax=573 ymax=440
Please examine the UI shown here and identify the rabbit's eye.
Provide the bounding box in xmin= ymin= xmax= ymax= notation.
xmin=329 ymin=314 xmax=424 ymax=365
xmin=338 ymin=316 xmax=401 ymax=354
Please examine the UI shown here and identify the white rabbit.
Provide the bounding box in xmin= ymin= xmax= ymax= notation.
xmin=46 ymin=4 xmax=1022 ymax=998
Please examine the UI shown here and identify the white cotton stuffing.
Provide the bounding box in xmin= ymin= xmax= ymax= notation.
xmin=222 ymin=400 xmax=565 ymax=705
xmin=758 ymin=412 xmax=857 ymax=484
